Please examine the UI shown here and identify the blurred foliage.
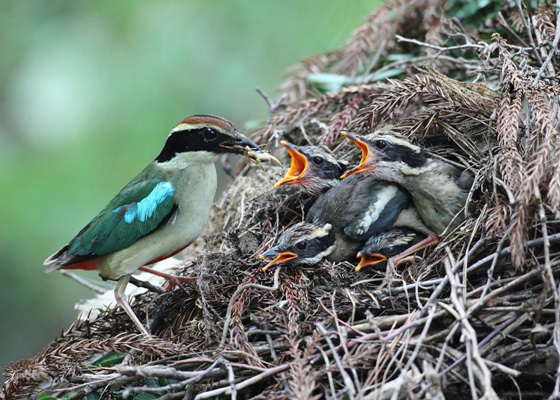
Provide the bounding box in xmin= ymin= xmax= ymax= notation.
xmin=445 ymin=0 xmax=505 ymax=26
xmin=0 ymin=0 xmax=378 ymax=382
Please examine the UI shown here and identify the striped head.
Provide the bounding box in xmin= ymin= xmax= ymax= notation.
xmin=274 ymin=141 xmax=347 ymax=195
xmin=355 ymin=228 xmax=425 ymax=272
xmin=341 ymin=131 xmax=427 ymax=181
xmin=155 ymin=114 xmax=261 ymax=163
xmin=260 ymin=221 xmax=335 ymax=270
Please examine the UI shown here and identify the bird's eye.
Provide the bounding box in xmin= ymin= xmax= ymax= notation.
xmin=312 ymin=156 xmax=324 ymax=165
xmin=295 ymin=241 xmax=307 ymax=250
xmin=387 ymin=246 xmax=396 ymax=255
xmin=203 ymin=127 xmax=218 ymax=141
xmin=376 ymin=140 xmax=387 ymax=149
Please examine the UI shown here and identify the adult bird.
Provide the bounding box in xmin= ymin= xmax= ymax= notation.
xmin=274 ymin=141 xmax=348 ymax=196
xmin=341 ymin=131 xmax=474 ymax=260
xmin=261 ymin=173 xmax=431 ymax=269
xmin=355 ymin=228 xmax=426 ymax=272
xmin=44 ymin=114 xmax=265 ymax=336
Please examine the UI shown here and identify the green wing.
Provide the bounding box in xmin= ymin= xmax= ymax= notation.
xmin=64 ymin=178 xmax=177 ymax=262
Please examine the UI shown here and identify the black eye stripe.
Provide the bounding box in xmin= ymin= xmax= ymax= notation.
xmin=376 ymin=141 xmax=427 ymax=168
xmin=155 ymin=127 xmax=232 ymax=162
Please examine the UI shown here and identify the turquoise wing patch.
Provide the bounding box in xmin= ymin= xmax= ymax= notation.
xmin=116 ymin=182 xmax=175 ymax=223
xmin=66 ymin=180 xmax=177 ymax=258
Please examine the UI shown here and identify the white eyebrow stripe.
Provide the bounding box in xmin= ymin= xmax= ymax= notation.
xmin=169 ymin=123 xmax=229 ymax=135
xmin=373 ymin=134 xmax=421 ymax=153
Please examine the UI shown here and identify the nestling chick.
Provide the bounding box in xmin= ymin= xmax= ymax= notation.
xmin=307 ymin=173 xmax=432 ymax=259
xmin=274 ymin=141 xmax=348 ymax=195
xmin=355 ymin=228 xmax=426 ymax=272
xmin=342 ymin=131 xmax=474 ymax=234
xmin=260 ymin=221 xmax=335 ymax=269
xmin=262 ymin=173 xmax=432 ymax=268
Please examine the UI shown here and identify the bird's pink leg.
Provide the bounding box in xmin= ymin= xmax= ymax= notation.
xmin=138 ymin=266 xmax=195 ymax=283
xmin=388 ymin=234 xmax=440 ymax=268
xmin=114 ymin=274 xmax=150 ymax=336
xmin=380 ymin=235 xmax=440 ymax=289
xmin=138 ymin=266 xmax=195 ymax=291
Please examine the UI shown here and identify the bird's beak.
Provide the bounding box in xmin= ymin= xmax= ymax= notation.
xmin=274 ymin=141 xmax=309 ymax=187
xmin=260 ymin=247 xmax=298 ymax=271
xmin=223 ymin=132 xmax=282 ymax=166
xmin=220 ymin=132 xmax=262 ymax=154
xmin=355 ymin=252 xmax=387 ymax=272
xmin=340 ymin=132 xmax=374 ymax=178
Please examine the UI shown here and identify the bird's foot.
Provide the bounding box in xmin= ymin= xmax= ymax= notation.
xmin=391 ymin=255 xmax=423 ymax=267
xmin=379 ymin=256 xmax=417 ymax=289
xmin=138 ymin=266 xmax=194 ymax=292
xmin=163 ymin=274 xmax=195 ymax=292
xmin=380 ymin=255 xmax=423 ymax=289
xmin=382 ymin=259 xmax=398 ymax=287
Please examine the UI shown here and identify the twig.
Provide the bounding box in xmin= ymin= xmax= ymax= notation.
xmin=496 ymin=12 xmax=530 ymax=48
xmin=117 ymin=364 xmax=223 ymax=381
xmin=403 ymin=304 xmax=436 ymax=373
xmin=317 ymin=345 xmax=336 ymax=398
xmin=317 ymin=297 xmax=366 ymax=336
xmin=537 ymin=188 xmax=560 ymax=400
xmin=256 ymin=87 xmax=286 ymax=119
xmin=316 ymin=322 xmax=356 ymax=399
xmin=194 ymin=363 xmax=290 ymax=399
xmin=440 ymin=313 xmax=528 ymax=377
xmin=221 ymin=267 xmax=282 ymax=345
xmin=515 ymin=0 xmax=543 ymax=64
xmin=483 ymin=359 xmax=521 ymax=377
xmin=476 ymin=227 xmax=511 ymax=307
xmin=63 ymin=375 xmax=136 ymax=400
xmin=435 ymin=321 xmax=461 ymax=374
xmin=396 ymin=34 xmax=486 ymax=52
xmin=390 ymin=304 xmax=437 ymax=398
xmin=419 ymin=233 xmax=560 ymax=316
xmin=445 ymin=258 xmax=499 ymax=399
xmin=119 ymin=359 xmax=236 ymax=396
xmin=532 ymin=1 xmax=560 ymax=85
xmin=550 ymin=280 xmax=560 ymax=400
xmin=59 ymin=270 xmax=106 ymax=294
xmin=221 ymin=358 xmax=237 ymax=400
xmin=129 ymin=276 xmax=166 ymax=294
xmin=396 ymin=35 xmax=532 ymax=53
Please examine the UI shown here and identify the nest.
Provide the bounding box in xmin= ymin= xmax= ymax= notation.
xmin=4 ymin=1 xmax=560 ymax=399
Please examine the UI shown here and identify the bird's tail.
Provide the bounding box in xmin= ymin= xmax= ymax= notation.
xmin=44 ymin=246 xmax=97 ymax=272
xmin=44 ymin=245 xmax=70 ymax=272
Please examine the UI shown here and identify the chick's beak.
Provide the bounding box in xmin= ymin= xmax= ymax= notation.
xmin=355 ymin=252 xmax=387 ymax=272
xmin=340 ymin=132 xmax=374 ymax=178
xmin=274 ymin=141 xmax=309 ymax=187
xmin=260 ymin=246 xmax=298 ymax=271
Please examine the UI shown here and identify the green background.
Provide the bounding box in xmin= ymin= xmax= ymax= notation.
xmin=0 ymin=0 xmax=378 ymax=379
